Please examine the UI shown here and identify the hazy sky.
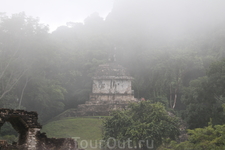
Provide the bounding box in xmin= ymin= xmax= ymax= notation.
xmin=1 ymin=0 xmax=225 ymax=33
xmin=1 ymin=0 xmax=114 ymax=31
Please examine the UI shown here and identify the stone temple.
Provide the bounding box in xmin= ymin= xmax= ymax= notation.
xmin=90 ymin=62 xmax=136 ymax=101
xmin=74 ymin=62 xmax=138 ymax=116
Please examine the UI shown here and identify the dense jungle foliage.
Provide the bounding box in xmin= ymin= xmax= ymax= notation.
xmin=1 ymin=0 xmax=225 ymax=148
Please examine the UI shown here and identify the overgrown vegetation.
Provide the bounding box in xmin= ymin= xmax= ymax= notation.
xmin=103 ymin=101 xmax=179 ymax=150
xmin=0 ymin=0 xmax=225 ymax=149
xmin=160 ymin=121 xmax=225 ymax=150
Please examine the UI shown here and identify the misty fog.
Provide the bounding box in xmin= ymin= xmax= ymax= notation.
xmin=0 ymin=0 xmax=225 ymax=148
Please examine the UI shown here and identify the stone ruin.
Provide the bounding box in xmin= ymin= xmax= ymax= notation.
xmin=70 ymin=62 xmax=139 ymax=116
xmin=0 ymin=63 xmax=139 ymax=149
xmin=0 ymin=108 xmax=78 ymax=150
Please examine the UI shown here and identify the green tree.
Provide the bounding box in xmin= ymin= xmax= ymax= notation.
xmin=161 ymin=121 xmax=225 ymax=150
xmin=182 ymin=58 xmax=225 ymax=129
xmin=0 ymin=12 xmax=49 ymax=103
xmin=103 ymin=101 xmax=179 ymax=150
xmin=0 ymin=12 xmax=68 ymax=122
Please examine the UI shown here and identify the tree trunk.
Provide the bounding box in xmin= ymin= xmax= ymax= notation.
xmin=18 ymin=77 xmax=29 ymax=109
xmin=172 ymin=88 xmax=178 ymax=109
xmin=170 ymin=84 xmax=172 ymax=108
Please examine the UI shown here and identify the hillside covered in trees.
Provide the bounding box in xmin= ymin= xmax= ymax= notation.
xmin=1 ymin=1 xmax=225 ymax=148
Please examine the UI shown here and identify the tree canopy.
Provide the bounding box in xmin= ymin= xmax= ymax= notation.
xmin=103 ymin=101 xmax=179 ymax=150
xmin=0 ymin=1 xmax=225 ymax=129
xmin=182 ymin=58 xmax=225 ymax=129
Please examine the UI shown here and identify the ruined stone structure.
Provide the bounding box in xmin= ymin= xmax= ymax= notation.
xmin=0 ymin=109 xmax=78 ymax=150
xmin=73 ymin=62 xmax=138 ymax=116
xmin=90 ymin=62 xmax=135 ymax=101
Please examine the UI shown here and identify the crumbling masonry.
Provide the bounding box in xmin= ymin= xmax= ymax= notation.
xmin=0 ymin=109 xmax=78 ymax=150
xmin=71 ymin=62 xmax=139 ymax=116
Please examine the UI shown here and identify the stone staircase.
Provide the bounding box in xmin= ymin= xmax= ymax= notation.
xmin=74 ymin=98 xmax=139 ymax=116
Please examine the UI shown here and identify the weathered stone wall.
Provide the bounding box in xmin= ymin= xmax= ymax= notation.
xmin=0 ymin=109 xmax=41 ymax=129
xmin=36 ymin=132 xmax=78 ymax=150
xmin=26 ymin=128 xmax=40 ymax=150
xmin=90 ymin=93 xmax=135 ymax=101
xmin=0 ymin=109 xmax=79 ymax=150
xmin=92 ymin=79 xmax=133 ymax=94
xmin=0 ymin=109 xmax=42 ymax=149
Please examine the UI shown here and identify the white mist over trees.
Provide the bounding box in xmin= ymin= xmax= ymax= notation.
xmin=0 ymin=0 xmax=225 ymax=129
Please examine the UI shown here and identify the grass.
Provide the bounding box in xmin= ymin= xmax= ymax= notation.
xmin=41 ymin=116 xmax=104 ymax=150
